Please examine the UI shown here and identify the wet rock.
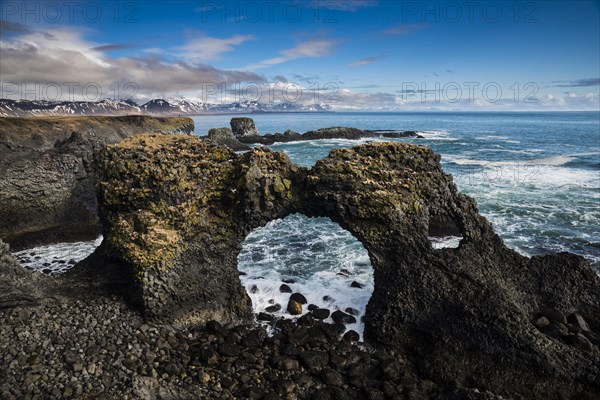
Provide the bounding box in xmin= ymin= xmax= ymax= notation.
xmin=249 ymin=285 xmax=259 ymax=294
xmin=312 ymin=308 xmax=330 ymax=320
xmin=350 ymin=281 xmax=363 ymax=289
xmin=331 ymin=310 xmax=356 ymax=325
xmin=287 ymin=300 xmax=302 ymax=315
xmin=279 ymin=284 xmax=292 ymax=293
xmin=257 ymin=312 xmax=274 ymax=322
xmin=343 ymin=330 xmax=360 ymax=342
xmin=289 ymin=293 xmax=307 ymax=304
xmin=345 ymin=307 xmax=359 ymax=316
xmin=265 ymin=304 xmax=281 ymax=313
xmin=307 ymin=304 xmax=318 ymax=311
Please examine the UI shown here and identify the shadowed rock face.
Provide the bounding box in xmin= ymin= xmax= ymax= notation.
xmin=0 ymin=116 xmax=194 ymax=248
xmin=84 ymin=134 xmax=600 ymax=398
xmin=207 ymin=127 xmax=251 ymax=151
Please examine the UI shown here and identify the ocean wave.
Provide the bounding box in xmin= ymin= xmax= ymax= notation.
xmin=13 ymin=236 xmax=103 ymax=274
xmin=238 ymin=214 xmax=374 ymax=338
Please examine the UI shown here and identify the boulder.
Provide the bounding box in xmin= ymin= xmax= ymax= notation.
xmin=287 ymin=300 xmax=302 ymax=315
xmin=230 ymin=117 xmax=259 ymax=137
xmin=207 ymin=127 xmax=251 ymax=151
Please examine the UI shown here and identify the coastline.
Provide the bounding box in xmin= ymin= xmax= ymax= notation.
xmin=1 ymin=115 xmax=599 ymax=400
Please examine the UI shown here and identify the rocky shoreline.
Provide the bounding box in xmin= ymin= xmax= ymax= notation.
xmin=1 ymin=117 xmax=600 ymax=399
xmin=0 ymin=293 xmax=458 ymax=400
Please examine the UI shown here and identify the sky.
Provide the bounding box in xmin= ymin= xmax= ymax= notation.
xmin=0 ymin=0 xmax=599 ymax=111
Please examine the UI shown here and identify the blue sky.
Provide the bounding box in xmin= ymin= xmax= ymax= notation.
xmin=1 ymin=0 xmax=599 ymax=110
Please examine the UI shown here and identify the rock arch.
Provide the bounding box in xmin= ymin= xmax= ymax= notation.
xmin=88 ymin=133 xmax=599 ymax=398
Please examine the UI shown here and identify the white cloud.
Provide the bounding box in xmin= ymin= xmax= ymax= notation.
xmin=349 ymin=55 xmax=386 ymax=67
xmin=0 ymin=28 xmax=264 ymax=101
xmin=244 ymin=39 xmax=338 ymax=70
xmin=178 ymin=34 xmax=256 ymax=62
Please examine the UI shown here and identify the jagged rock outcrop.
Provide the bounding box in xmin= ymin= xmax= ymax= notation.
xmin=95 ymin=134 xmax=298 ymax=326
xmin=237 ymin=124 xmax=420 ymax=145
xmin=0 ymin=116 xmax=194 ymax=248
xmin=90 ymin=135 xmax=599 ymax=399
xmin=0 ymin=239 xmax=42 ymax=308
xmin=230 ymin=117 xmax=259 ymax=137
xmin=207 ymin=127 xmax=251 ymax=151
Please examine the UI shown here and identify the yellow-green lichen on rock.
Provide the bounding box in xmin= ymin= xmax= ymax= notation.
xmin=98 ymin=134 xmax=239 ymax=276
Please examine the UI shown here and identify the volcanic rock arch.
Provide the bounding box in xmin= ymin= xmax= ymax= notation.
xmin=89 ymin=133 xmax=599 ymax=398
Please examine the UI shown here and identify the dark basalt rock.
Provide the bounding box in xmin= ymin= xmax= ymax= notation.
xmin=0 ymin=239 xmax=42 ymax=308
xmin=230 ymin=117 xmax=259 ymax=137
xmin=207 ymin=127 xmax=251 ymax=151
xmin=7 ymin=135 xmax=594 ymax=399
xmin=311 ymin=308 xmax=330 ymax=320
xmin=238 ymin=124 xmax=420 ymax=145
xmin=279 ymin=284 xmax=292 ymax=293
xmin=0 ymin=115 xmax=194 ymax=248
xmin=289 ymin=293 xmax=307 ymax=304
xmin=331 ymin=310 xmax=356 ymax=325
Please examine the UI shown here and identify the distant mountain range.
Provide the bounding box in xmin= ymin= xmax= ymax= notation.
xmin=0 ymin=99 xmax=332 ymax=117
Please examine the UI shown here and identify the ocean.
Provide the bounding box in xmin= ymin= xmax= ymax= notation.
xmin=14 ymin=111 xmax=600 ymax=336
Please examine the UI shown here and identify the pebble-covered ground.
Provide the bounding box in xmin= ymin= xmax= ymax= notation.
xmin=0 ymin=295 xmax=459 ymax=400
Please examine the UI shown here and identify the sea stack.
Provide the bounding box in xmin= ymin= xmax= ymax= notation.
xmin=230 ymin=117 xmax=260 ymax=137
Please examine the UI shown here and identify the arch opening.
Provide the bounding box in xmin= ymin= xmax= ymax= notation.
xmin=428 ymin=214 xmax=464 ymax=249
xmin=238 ymin=213 xmax=374 ymax=339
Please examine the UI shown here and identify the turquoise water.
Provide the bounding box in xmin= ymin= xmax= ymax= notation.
xmin=192 ymin=111 xmax=600 ymax=330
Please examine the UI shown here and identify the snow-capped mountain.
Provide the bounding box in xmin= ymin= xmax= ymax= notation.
xmin=0 ymin=99 xmax=142 ymax=117
xmin=0 ymin=98 xmax=332 ymax=117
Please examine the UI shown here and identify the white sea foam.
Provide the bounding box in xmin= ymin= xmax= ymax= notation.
xmin=13 ymin=236 xmax=103 ymax=274
xmin=417 ymin=130 xmax=456 ymax=140
xmin=429 ymin=236 xmax=462 ymax=249
xmin=238 ymin=214 xmax=373 ymax=339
